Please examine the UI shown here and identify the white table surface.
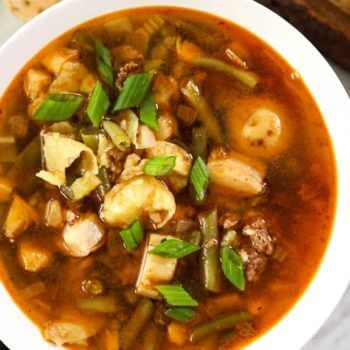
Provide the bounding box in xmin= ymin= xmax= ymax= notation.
xmin=0 ymin=1 xmax=350 ymax=349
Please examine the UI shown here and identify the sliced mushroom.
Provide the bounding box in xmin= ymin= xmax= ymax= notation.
xmin=101 ymin=175 xmax=175 ymax=228
xmin=207 ymin=148 xmax=266 ymax=196
xmin=146 ymin=141 xmax=192 ymax=192
xmin=36 ymin=132 xmax=98 ymax=186
xmin=63 ymin=213 xmax=105 ymax=257
xmin=136 ymin=234 xmax=178 ymax=299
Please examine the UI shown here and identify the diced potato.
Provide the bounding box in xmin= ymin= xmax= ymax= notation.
xmin=18 ymin=238 xmax=53 ymax=272
xmin=100 ymin=328 xmax=120 ymax=350
xmin=167 ymin=322 xmax=188 ymax=346
xmin=36 ymin=132 xmax=98 ymax=186
xmin=4 ymin=195 xmax=39 ymax=240
xmin=136 ymin=234 xmax=178 ymax=299
xmin=63 ymin=213 xmax=105 ymax=257
xmin=0 ymin=177 xmax=14 ymax=202
xmin=44 ymin=321 xmax=96 ymax=346
xmin=23 ymin=68 xmax=52 ymax=101
xmin=45 ymin=199 xmax=63 ymax=229
xmin=101 ymin=175 xmax=175 ymax=228
xmin=154 ymin=112 xmax=178 ymax=141
xmin=42 ymin=48 xmax=80 ymax=75
xmin=146 ymin=141 xmax=192 ymax=192
xmin=49 ymin=61 xmax=96 ymax=94
xmin=103 ymin=17 xmax=133 ymax=36
xmin=207 ymin=148 xmax=266 ymax=196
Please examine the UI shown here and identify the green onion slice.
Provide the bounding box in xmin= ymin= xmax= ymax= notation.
xmin=34 ymin=93 xmax=83 ymax=121
xmin=119 ymin=219 xmax=144 ymax=251
xmin=190 ymin=156 xmax=210 ymax=201
xmin=164 ymin=307 xmax=196 ymax=322
xmin=87 ymin=81 xmax=110 ymax=126
xmin=156 ymin=285 xmax=198 ymax=307
xmin=113 ymin=71 xmax=154 ymax=111
xmin=144 ymin=156 xmax=176 ymax=177
xmin=140 ymin=92 xmax=158 ymax=130
xmin=149 ymin=239 xmax=200 ymax=259
xmin=94 ymin=38 xmax=114 ymax=87
xmin=221 ymin=246 xmax=245 ymax=291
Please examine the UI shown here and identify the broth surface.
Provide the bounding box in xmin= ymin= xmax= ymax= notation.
xmin=0 ymin=7 xmax=336 ymax=350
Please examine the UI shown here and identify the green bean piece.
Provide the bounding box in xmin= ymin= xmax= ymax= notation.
xmin=142 ymin=324 xmax=160 ymax=350
xmin=96 ymin=167 xmax=111 ymax=199
xmin=14 ymin=136 xmax=41 ymax=169
xmin=192 ymin=127 xmax=207 ymax=160
xmin=199 ymin=209 xmax=221 ymax=292
xmin=76 ymin=295 xmax=119 ymax=313
xmin=190 ymin=311 xmax=252 ymax=343
xmin=120 ymin=299 xmax=154 ymax=349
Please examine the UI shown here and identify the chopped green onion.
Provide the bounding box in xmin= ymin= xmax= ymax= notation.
xmin=119 ymin=219 xmax=144 ymax=250
xmin=34 ymin=93 xmax=83 ymax=121
xmin=102 ymin=120 xmax=130 ymax=151
xmin=192 ymin=127 xmax=207 ymax=160
xmin=87 ymin=81 xmax=110 ymax=126
xmin=221 ymin=247 xmax=245 ymax=291
xmin=190 ymin=156 xmax=209 ymax=201
xmin=140 ymin=92 xmax=158 ymax=130
xmin=144 ymin=156 xmax=176 ymax=177
xmin=156 ymin=285 xmax=198 ymax=307
xmin=113 ymin=71 xmax=154 ymax=111
xmin=94 ymin=38 xmax=114 ymax=87
xmin=164 ymin=307 xmax=196 ymax=322
xmin=80 ymin=127 xmax=99 ymax=153
xmin=149 ymin=239 xmax=200 ymax=259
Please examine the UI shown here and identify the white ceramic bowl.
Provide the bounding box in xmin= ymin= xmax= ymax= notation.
xmin=1 ymin=0 xmax=350 ymax=349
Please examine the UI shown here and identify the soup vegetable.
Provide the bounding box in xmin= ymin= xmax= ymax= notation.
xmin=0 ymin=7 xmax=335 ymax=350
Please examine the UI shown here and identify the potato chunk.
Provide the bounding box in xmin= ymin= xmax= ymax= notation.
xmin=42 ymin=48 xmax=80 ymax=75
xmin=207 ymin=148 xmax=266 ymax=196
xmin=18 ymin=239 xmax=53 ymax=272
xmin=63 ymin=213 xmax=105 ymax=257
xmin=101 ymin=175 xmax=176 ymax=228
xmin=146 ymin=141 xmax=192 ymax=192
xmin=136 ymin=234 xmax=178 ymax=299
xmin=45 ymin=199 xmax=63 ymax=229
xmin=4 ymin=195 xmax=39 ymax=240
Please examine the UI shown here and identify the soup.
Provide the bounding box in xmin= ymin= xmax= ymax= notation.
xmin=0 ymin=7 xmax=336 ymax=350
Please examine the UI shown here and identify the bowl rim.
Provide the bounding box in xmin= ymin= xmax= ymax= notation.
xmin=0 ymin=0 xmax=350 ymax=349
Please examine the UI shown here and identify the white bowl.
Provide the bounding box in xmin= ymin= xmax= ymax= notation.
xmin=1 ymin=0 xmax=350 ymax=349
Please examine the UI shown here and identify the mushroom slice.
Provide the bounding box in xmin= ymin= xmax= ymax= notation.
xmin=207 ymin=148 xmax=265 ymax=196
xmin=146 ymin=141 xmax=192 ymax=192
xmin=36 ymin=132 xmax=98 ymax=186
xmin=101 ymin=175 xmax=175 ymax=228
xmin=136 ymin=234 xmax=178 ymax=299
xmin=63 ymin=213 xmax=105 ymax=257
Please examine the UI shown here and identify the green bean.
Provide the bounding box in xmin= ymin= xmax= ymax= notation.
xmin=142 ymin=324 xmax=160 ymax=350
xmin=76 ymin=295 xmax=119 ymax=313
xmin=14 ymin=136 xmax=40 ymax=169
xmin=96 ymin=166 xmax=111 ymax=199
xmin=120 ymin=299 xmax=154 ymax=349
xmin=190 ymin=311 xmax=252 ymax=343
xmin=192 ymin=126 xmax=207 ymax=160
xmin=199 ymin=209 xmax=221 ymax=292
xmin=192 ymin=57 xmax=258 ymax=88
xmin=181 ymin=80 xmax=222 ymax=143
